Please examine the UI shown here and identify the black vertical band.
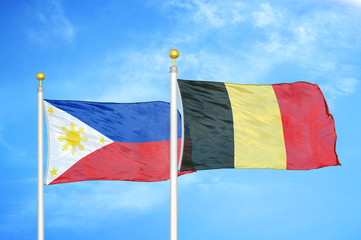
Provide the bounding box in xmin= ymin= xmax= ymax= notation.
xmin=178 ymin=79 xmax=234 ymax=171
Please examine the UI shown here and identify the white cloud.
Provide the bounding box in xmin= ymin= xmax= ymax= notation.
xmin=192 ymin=0 xmax=245 ymax=27
xmin=337 ymin=78 xmax=358 ymax=93
xmin=99 ymin=1 xmax=360 ymax=105
xmin=59 ymin=1 xmax=360 ymax=110
xmin=244 ymin=2 xmax=361 ymax=97
xmin=253 ymin=2 xmax=283 ymax=27
xmin=95 ymin=48 xmax=171 ymax=103
xmin=319 ymin=78 xmax=359 ymax=108
xmin=164 ymin=0 xmax=246 ymax=28
xmin=333 ymin=0 xmax=361 ymax=7
xmin=27 ymin=0 xmax=75 ymax=45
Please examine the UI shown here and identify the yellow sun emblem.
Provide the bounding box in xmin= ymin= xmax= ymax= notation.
xmin=57 ymin=123 xmax=88 ymax=155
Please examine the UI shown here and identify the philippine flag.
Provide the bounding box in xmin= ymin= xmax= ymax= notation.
xmin=44 ymin=99 xmax=185 ymax=185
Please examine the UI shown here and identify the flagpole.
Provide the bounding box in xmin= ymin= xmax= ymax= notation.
xmin=169 ymin=49 xmax=179 ymax=240
xmin=37 ymin=72 xmax=45 ymax=240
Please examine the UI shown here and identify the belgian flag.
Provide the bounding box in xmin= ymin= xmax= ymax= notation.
xmin=178 ymin=79 xmax=340 ymax=172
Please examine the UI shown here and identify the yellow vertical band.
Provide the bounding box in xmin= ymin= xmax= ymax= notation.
xmin=224 ymin=83 xmax=287 ymax=169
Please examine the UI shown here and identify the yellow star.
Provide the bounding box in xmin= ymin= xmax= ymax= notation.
xmin=99 ymin=137 xmax=106 ymax=144
xmin=50 ymin=167 xmax=58 ymax=176
xmin=48 ymin=107 xmax=54 ymax=114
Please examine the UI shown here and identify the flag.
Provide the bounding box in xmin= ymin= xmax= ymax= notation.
xmin=44 ymin=100 xmax=185 ymax=185
xmin=178 ymin=79 xmax=340 ymax=172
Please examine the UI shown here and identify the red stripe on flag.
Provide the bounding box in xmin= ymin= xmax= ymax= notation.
xmin=50 ymin=139 xmax=191 ymax=184
xmin=272 ymin=82 xmax=340 ymax=170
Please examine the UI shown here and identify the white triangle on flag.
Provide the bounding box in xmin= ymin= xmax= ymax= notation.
xmin=44 ymin=101 xmax=114 ymax=185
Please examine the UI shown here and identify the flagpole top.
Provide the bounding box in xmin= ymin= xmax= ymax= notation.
xmin=169 ymin=49 xmax=179 ymax=66
xmin=36 ymin=72 xmax=45 ymax=87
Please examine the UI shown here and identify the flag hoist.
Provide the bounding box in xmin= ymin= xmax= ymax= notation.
xmin=37 ymin=72 xmax=45 ymax=240
xmin=36 ymin=51 xmax=181 ymax=240
xmin=169 ymin=49 xmax=179 ymax=240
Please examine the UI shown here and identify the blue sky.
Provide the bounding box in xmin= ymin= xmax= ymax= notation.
xmin=1 ymin=0 xmax=361 ymax=239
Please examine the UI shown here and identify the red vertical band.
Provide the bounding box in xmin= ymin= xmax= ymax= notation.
xmin=272 ymin=82 xmax=340 ymax=170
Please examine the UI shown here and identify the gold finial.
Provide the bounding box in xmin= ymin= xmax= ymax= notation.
xmin=169 ymin=49 xmax=179 ymax=66
xmin=36 ymin=72 xmax=45 ymax=87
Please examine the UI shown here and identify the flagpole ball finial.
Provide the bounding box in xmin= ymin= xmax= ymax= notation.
xmin=36 ymin=72 xmax=45 ymax=86
xmin=169 ymin=49 xmax=179 ymax=66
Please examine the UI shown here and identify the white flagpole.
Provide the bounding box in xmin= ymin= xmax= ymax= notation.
xmin=37 ymin=72 xmax=45 ymax=240
xmin=169 ymin=49 xmax=179 ymax=240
